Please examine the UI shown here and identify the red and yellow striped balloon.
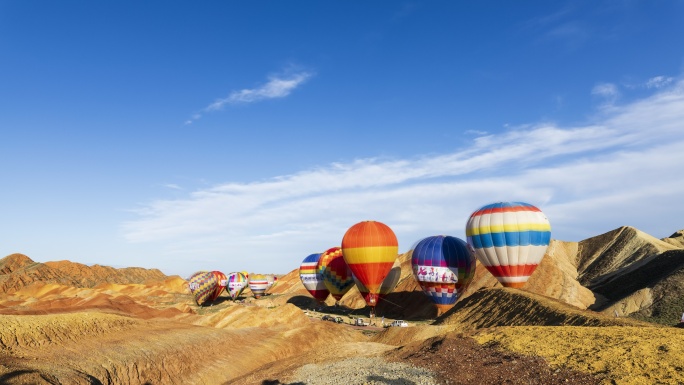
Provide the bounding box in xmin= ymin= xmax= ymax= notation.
xmin=341 ymin=220 xmax=398 ymax=307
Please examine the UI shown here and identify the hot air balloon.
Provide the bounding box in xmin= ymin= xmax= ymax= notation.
xmin=209 ymin=270 xmax=227 ymax=302
xmin=248 ymin=274 xmax=270 ymax=298
xmin=353 ymin=258 xmax=401 ymax=305
xmin=341 ymin=220 xmax=398 ymax=308
xmin=227 ymin=271 xmax=248 ymax=300
xmin=188 ymin=271 xmax=218 ymax=306
xmin=318 ymin=247 xmax=355 ymax=302
xmin=265 ymin=274 xmax=278 ymax=293
xmin=465 ymin=201 xmax=551 ymax=288
xmin=411 ymin=235 xmax=475 ymax=315
xmin=299 ymin=253 xmax=330 ymax=302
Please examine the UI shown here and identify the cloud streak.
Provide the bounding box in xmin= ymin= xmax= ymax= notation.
xmin=134 ymin=79 xmax=684 ymax=275
xmin=185 ymin=70 xmax=313 ymax=124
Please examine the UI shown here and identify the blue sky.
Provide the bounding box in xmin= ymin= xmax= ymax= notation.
xmin=2 ymin=1 xmax=684 ymax=277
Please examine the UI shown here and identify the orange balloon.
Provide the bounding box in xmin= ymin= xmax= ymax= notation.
xmin=341 ymin=220 xmax=398 ymax=307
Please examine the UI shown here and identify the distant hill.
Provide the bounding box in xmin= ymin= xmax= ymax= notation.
xmin=0 ymin=253 xmax=168 ymax=293
xmin=568 ymin=227 xmax=684 ymax=325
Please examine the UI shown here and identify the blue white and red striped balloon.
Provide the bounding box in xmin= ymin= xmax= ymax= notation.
xmin=299 ymin=253 xmax=330 ymax=302
xmin=465 ymin=202 xmax=551 ymax=288
xmin=411 ymin=235 xmax=475 ymax=314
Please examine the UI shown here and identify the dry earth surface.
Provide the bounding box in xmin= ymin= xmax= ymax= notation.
xmin=1 ymin=225 xmax=684 ymax=384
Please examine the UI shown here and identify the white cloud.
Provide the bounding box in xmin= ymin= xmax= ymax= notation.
xmin=645 ymin=76 xmax=674 ymax=89
xmin=186 ymin=70 xmax=313 ymax=124
xmin=206 ymin=72 xmax=312 ymax=110
xmin=127 ymin=79 xmax=684 ymax=275
xmin=591 ymin=82 xmax=620 ymax=105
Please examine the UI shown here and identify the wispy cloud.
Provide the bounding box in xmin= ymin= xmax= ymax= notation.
xmin=591 ymin=82 xmax=620 ymax=105
xmin=131 ymin=79 xmax=684 ymax=274
xmin=185 ymin=70 xmax=313 ymax=125
xmin=645 ymin=76 xmax=674 ymax=89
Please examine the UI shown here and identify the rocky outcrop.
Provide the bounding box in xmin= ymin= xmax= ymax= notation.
xmin=663 ymin=229 xmax=684 ymax=248
xmin=576 ymin=226 xmax=678 ymax=286
xmin=434 ymin=287 xmax=651 ymax=330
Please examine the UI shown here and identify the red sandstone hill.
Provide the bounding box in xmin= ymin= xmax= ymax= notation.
xmin=0 ymin=253 xmax=168 ymax=294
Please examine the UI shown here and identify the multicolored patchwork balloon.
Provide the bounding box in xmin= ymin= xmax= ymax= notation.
xmin=342 ymin=220 xmax=398 ymax=307
xmin=227 ymin=271 xmax=248 ymax=300
xmin=411 ymin=235 xmax=475 ymax=314
xmin=318 ymin=247 xmax=354 ymax=302
xmin=188 ymin=271 xmax=218 ymax=306
xmin=465 ymin=201 xmax=551 ymax=288
xmin=299 ymin=253 xmax=330 ymax=302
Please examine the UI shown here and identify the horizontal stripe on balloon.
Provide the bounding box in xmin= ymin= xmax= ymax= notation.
xmin=413 ymin=265 xmax=458 ymax=283
xmin=483 ymin=264 xmax=538 ymax=278
xmin=341 ymin=224 xmax=398 ymax=248
xmin=466 ymin=223 xmax=551 ymax=236
xmin=469 ymin=203 xmax=541 ymax=217
xmin=496 ymin=276 xmax=530 ymax=283
xmin=342 ymin=246 xmax=398 ymax=265
xmin=300 ymin=262 xmax=318 ymax=268
xmin=468 ymin=230 xmax=551 ymax=248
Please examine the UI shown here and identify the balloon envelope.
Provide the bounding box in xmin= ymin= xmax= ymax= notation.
xmin=265 ymin=274 xmax=278 ymax=292
xmin=188 ymin=271 xmax=218 ymax=306
xmin=209 ymin=271 xmax=227 ymax=302
xmin=342 ymin=221 xmax=398 ymax=307
xmin=353 ymin=258 xmax=401 ymax=304
xmin=248 ymin=274 xmax=269 ymax=298
xmin=227 ymin=271 xmax=248 ymax=300
xmin=465 ymin=201 xmax=551 ymax=288
xmin=299 ymin=253 xmax=330 ymax=302
xmin=318 ymin=247 xmax=354 ymax=301
xmin=411 ymin=235 xmax=475 ymax=314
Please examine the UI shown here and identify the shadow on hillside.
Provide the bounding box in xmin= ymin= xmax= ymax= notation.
xmin=0 ymin=370 xmax=43 ymax=385
xmin=260 ymin=380 xmax=305 ymax=385
xmin=286 ymin=295 xmax=324 ymax=310
xmin=286 ymin=292 xmax=438 ymax=322
xmin=376 ymin=291 xmax=437 ymax=320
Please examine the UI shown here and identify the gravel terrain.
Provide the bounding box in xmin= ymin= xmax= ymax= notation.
xmin=284 ymin=356 xmax=439 ymax=385
xmin=392 ymin=334 xmax=603 ymax=385
xmin=262 ymin=333 xmax=603 ymax=385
